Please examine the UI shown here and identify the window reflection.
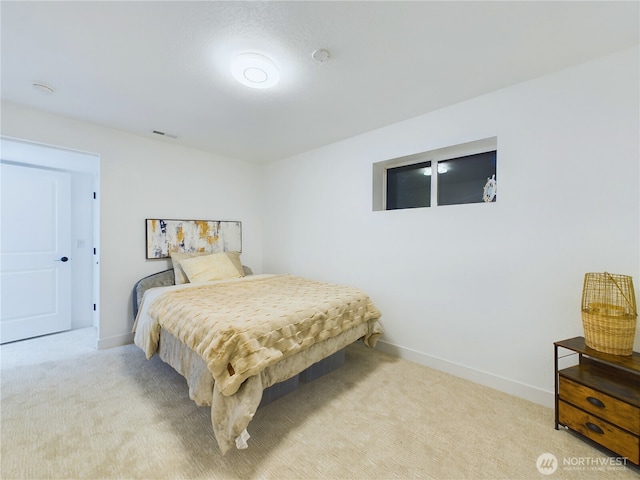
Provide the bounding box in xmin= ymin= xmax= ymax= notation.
xmin=437 ymin=151 xmax=497 ymax=206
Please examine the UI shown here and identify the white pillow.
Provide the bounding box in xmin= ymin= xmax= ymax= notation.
xmin=169 ymin=251 xmax=208 ymax=285
xmin=180 ymin=252 xmax=245 ymax=283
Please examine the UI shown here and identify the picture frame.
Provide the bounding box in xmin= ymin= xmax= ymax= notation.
xmin=145 ymin=219 xmax=242 ymax=259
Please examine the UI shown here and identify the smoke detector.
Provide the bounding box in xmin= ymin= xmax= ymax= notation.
xmin=312 ymin=49 xmax=331 ymax=63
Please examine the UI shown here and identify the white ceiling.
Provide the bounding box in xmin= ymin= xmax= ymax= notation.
xmin=2 ymin=1 xmax=638 ymax=164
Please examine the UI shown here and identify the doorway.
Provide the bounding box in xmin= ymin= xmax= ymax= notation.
xmin=1 ymin=163 xmax=72 ymax=342
xmin=0 ymin=137 xmax=100 ymax=346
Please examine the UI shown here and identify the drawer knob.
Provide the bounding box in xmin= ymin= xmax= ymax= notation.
xmin=585 ymin=422 xmax=604 ymax=435
xmin=586 ymin=396 xmax=605 ymax=408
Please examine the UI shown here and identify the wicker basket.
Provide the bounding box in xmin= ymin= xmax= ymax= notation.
xmin=581 ymin=272 xmax=637 ymax=356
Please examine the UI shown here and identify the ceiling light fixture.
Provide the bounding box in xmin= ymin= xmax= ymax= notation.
xmin=231 ymin=53 xmax=280 ymax=89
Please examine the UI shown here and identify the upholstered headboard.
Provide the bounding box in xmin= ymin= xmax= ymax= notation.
xmin=132 ymin=266 xmax=253 ymax=319
xmin=132 ymin=269 xmax=175 ymax=319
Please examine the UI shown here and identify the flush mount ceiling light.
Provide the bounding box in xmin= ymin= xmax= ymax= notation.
xmin=231 ymin=53 xmax=280 ymax=89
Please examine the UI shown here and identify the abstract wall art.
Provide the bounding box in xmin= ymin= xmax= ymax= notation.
xmin=145 ymin=219 xmax=242 ymax=259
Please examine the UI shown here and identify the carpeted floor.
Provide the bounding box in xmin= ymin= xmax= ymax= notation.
xmin=1 ymin=328 xmax=638 ymax=479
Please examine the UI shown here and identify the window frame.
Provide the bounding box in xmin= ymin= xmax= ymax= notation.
xmin=372 ymin=137 xmax=497 ymax=211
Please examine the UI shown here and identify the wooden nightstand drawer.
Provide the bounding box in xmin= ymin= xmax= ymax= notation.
xmin=559 ymin=376 xmax=640 ymax=436
xmin=559 ymin=400 xmax=639 ymax=464
xmin=555 ymin=338 xmax=640 ymax=466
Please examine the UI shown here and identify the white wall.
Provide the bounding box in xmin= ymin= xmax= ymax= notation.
xmin=261 ymin=46 xmax=640 ymax=407
xmin=0 ymin=104 xmax=264 ymax=348
xmin=70 ymin=171 xmax=95 ymax=330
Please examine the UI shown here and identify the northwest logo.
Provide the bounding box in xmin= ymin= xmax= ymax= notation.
xmin=536 ymin=453 xmax=558 ymax=475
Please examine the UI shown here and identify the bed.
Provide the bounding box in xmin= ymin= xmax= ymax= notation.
xmin=132 ymin=256 xmax=383 ymax=454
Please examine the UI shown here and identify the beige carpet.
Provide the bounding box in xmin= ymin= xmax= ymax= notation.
xmin=1 ymin=328 xmax=637 ymax=480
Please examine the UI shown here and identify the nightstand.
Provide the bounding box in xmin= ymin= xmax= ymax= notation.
xmin=554 ymin=337 xmax=640 ymax=465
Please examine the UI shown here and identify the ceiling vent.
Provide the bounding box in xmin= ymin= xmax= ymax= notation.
xmin=152 ymin=130 xmax=177 ymax=139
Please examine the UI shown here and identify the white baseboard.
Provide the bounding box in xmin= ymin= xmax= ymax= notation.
xmin=97 ymin=332 xmax=134 ymax=350
xmin=94 ymin=335 xmax=555 ymax=406
xmin=375 ymin=339 xmax=555 ymax=409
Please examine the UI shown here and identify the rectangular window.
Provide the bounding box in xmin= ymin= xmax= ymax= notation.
xmin=372 ymin=137 xmax=497 ymax=211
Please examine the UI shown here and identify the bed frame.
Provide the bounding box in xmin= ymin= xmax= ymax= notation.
xmin=132 ymin=269 xmax=346 ymax=408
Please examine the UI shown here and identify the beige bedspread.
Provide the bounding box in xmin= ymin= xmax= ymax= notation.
xmin=133 ymin=274 xmax=383 ymax=453
xmin=159 ymin=323 xmax=380 ymax=454
xmin=142 ymin=274 xmax=381 ymax=396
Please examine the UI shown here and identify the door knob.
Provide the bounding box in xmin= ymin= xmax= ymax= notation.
xmin=56 ymin=256 xmax=70 ymax=262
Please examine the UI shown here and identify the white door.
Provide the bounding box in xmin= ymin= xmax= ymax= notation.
xmin=1 ymin=163 xmax=72 ymax=343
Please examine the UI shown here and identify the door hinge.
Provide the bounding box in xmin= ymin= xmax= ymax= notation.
xmin=93 ymin=304 xmax=97 ymax=311
xmin=93 ymin=192 xmax=96 ymax=199
xmin=93 ymin=248 xmax=96 ymax=255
